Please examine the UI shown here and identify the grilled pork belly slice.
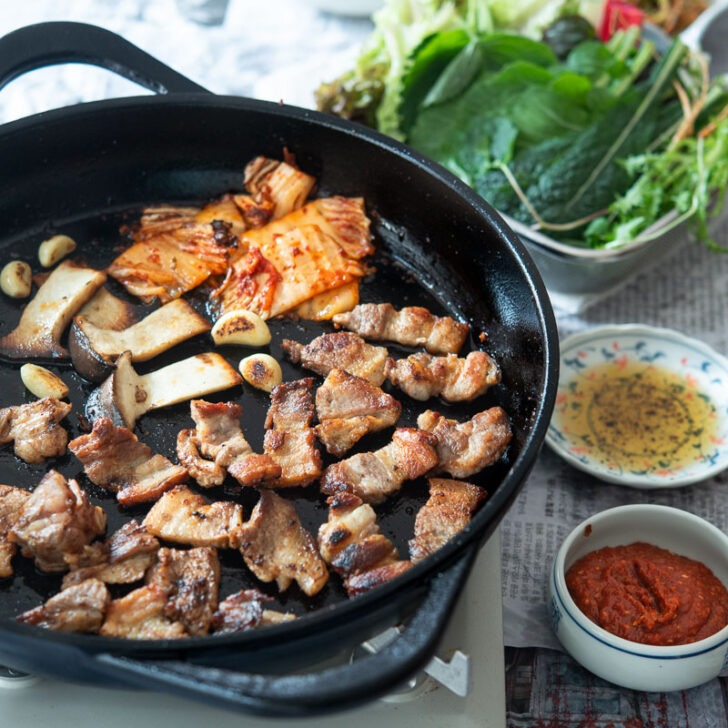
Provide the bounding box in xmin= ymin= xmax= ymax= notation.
xmin=315 ymin=368 xmax=401 ymax=457
xmin=100 ymin=583 xmax=186 ymax=639
xmin=18 ymin=578 xmax=110 ymax=633
xmin=332 ymin=303 xmax=469 ymax=355
xmin=0 ymin=485 xmax=31 ymax=578
xmin=238 ymin=490 xmax=328 ymax=597
xmin=282 ymin=332 xmax=388 ymax=386
xmin=417 ymin=407 xmax=512 ymax=478
xmin=69 ymin=418 xmax=188 ymax=506
xmin=9 ymin=470 xmax=107 ymax=573
xmin=318 ymin=492 xmax=411 ymax=596
xmin=409 ymin=478 xmax=487 ymax=563
xmin=143 ymin=486 xmax=243 ymax=549
xmin=385 ymin=350 xmax=500 ymax=402
xmin=262 ymin=379 xmax=322 ymax=488
xmin=320 ymin=427 xmax=438 ymax=504
xmin=62 ymin=520 xmax=160 ymax=589
xmin=177 ymin=400 xmax=280 ymax=488
xmin=146 ymin=546 xmax=221 ymax=637
xmin=212 ymin=589 xmax=296 ymax=634
xmin=0 ymin=397 xmax=71 ymax=464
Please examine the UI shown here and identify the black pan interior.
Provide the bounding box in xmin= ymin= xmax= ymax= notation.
xmin=0 ymin=96 xmax=555 ymax=655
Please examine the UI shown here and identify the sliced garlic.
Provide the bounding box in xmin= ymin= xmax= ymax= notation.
xmin=0 ymin=260 xmax=32 ymax=298
xmin=212 ymin=309 xmax=271 ymax=347
xmin=239 ymin=354 xmax=282 ymax=392
xmin=20 ymin=363 xmax=70 ymax=399
xmin=38 ymin=234 xmax=77 ymax=268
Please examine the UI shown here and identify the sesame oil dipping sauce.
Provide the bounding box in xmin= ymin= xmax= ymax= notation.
xmin=558 ymin=359 xmax=719 ymax=473
xmin=546 ymin=325 xmax=728 ymax=487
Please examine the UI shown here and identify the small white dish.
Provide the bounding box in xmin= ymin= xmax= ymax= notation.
xmin=549 ymin=504 xmax=728 ymax=692
xmin=547 ymin=324 xmax=728 ymax=488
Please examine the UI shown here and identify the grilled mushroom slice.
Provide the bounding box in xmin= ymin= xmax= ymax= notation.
xmin=0 ymin=260 xmax=107 ymax=361
xmin=85 ymin=350 xmax=241 ymax=430
xmin=69 ymin=298 xmax=211 ymax=382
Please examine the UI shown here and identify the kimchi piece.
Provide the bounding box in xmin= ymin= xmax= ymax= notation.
xmin=212 ymin=196 xmax=374 ymax=320
xmin=107 ymin=207 xmax=231 ymax=303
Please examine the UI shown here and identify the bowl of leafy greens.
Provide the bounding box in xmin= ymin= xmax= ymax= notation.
xmin=316 ymin=0 xmax=728 ymax=304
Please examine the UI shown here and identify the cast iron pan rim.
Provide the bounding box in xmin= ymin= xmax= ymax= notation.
xmin=0 ymin=92 xmax=559 ymax=653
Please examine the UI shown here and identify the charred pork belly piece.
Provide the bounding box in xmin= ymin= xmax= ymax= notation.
xmin=62 ymin=520 xmax=160 ymax=590
xmin=332 ymin=303 xmax=469 ymax=355
xmin=318 ymin=491 xmax=411 ymax=597
xmin=315 ymin=368 xmax=401 ymax=457
xmin=100 ymin=583 xmax=186 ymax=639
xmin=417 ymin=407 xmax=512 ymax=478
xmin=282 ymin=332 xmax=388 ymax=386
xmin=385 ymin=350 xmax=500 ymax=402
xmin=177 ymin=400 xmax=280 ymax=488
xmin=9 ymin=470 xmax=107 ymax=573
xmin=0 ymin=397 xmax=71 ymax=464
xmin=143 ymin=485 xmax=243 ymax=549
xmin=69 ymin=418 xmax=188 ymax=506
xmin=0 ymin=485 xmax=30 ymax=578
xmin=320 ymin=427 xmax=438 ymax=505
xmin=409 ymin=478 xmax=487 ymax=563
xmin=18 ymin=578 xmax=110 ymax=633
xmin=238 ymin=490 xmax=328 ymax=597
xmin=262 ymin=379 xmax=322 ymax=488
xmin=212 ymin=588 xmax=295 ymax=634
xmin=146 ymin=546 xmax=221 ymax=637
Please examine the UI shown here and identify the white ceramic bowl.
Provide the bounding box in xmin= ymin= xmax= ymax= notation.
xmin=547 ymin=324 xmax=728 ymax=488
xmin=549 ymin=504 xmax=728 ymax=692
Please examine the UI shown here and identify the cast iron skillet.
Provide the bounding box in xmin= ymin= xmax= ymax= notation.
xmin=0 ymin=22 xmax=558 ymax=717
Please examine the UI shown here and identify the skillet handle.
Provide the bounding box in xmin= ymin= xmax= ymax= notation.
xmin=0 ymin=21 xmax=208 ymax=95
xmin=94 ymin=546 xmax=479 ymax=717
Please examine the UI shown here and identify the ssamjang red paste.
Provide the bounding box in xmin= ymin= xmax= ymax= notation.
xmin=566 ymin=542 xmax=728 ymax=645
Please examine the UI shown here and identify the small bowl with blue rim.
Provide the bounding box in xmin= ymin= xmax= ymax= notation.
xmin=546 ymin=324 xmax=728 ymax=488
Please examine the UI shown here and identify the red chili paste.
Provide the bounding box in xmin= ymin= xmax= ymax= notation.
xmin=565 ymin=542 xmax=728 ymax=646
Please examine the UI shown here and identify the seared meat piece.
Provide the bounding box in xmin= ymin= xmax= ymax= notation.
xmin=333 ymin=303 xmax=469 ymax=355
xmin=146 ymin=546 xmax=221 ymax=637
xmin=143 ymin=485 xmax=243 ymax=549
xmin=282 ymin=332 xmax=388 ymax=386
xmin=9 ymin=470 xmax=106 ymax=573
xmin=100 ymin=583 xmax=186 ymax=639
xmin=0 ymin=485 xmax=30 ymax=578
xmin=69 ymin=418 xmax=188 ymax=506
xmin=318 ymin=491 xmax=410 ymax=596
xmin=320 ymin=427 xmax=438 ymax=504
xmin=212 ymin=589 xmax=295 ymax=634
xmin=315 ymin=368 xmax=401 ymax=457
xmin=238 ymin=490 xmax=328 ymax=597
xmin=346 ymin=562 xmax=413 ymax=597
xmin=62 ymin=520 xmax=160 ymax=590
xmin=178 ymin=400 xmax=280 ymax=488
xmin=409 ymin=478 xmax=487 ymax=563
xmin=18 ymin=578 xmax=110 ymax=633
xmin=417 ymin=407 xmax=512 ymax=478
xmin=262 ymin=379 xmax=322 ymax=488
xmin=385 ymin=351 xmax=500 ymax=402
xmin=0 ymin=397 xmax=71 ymax=463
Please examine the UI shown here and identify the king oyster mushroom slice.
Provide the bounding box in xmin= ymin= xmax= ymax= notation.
xmin=86 ymin=350 xmax=242 ymax=430
xmin=69 ymin=298 xmax=212 ymax=382
xmin=0 ymin=260 xmax=107 ymax=361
